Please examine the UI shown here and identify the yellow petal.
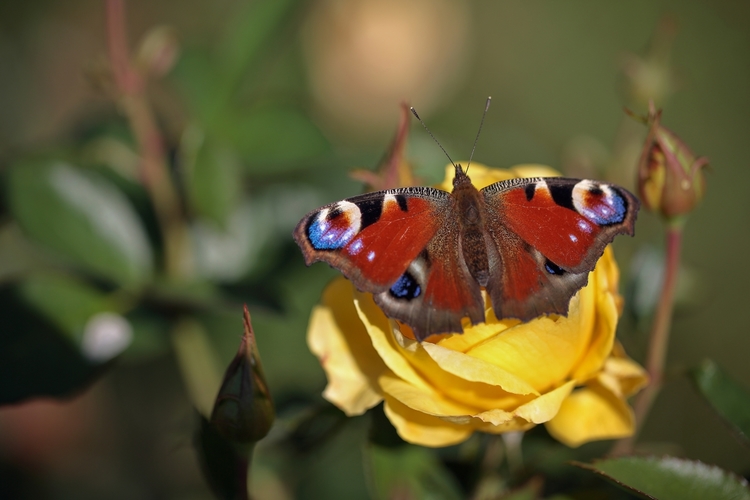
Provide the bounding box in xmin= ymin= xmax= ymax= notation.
xmin=478 ymin=418 xmax=536 ymax=435
xmin=571 ymin=249 xmax=622 ymax=382
xmin=570 ymin=289 xmax=618 ymax=382
xmin=471 ymin=380 xmax=575 ymax=427
xmin=603 ymin=357 xmax=649 ymax=398
xmin=508 ymin=164 xmax=562 ymax=179
xmin=421 ymin=342 xmax=539 ymax=396
xmin=354 ymin=289 xmax=434 ymax=392
xmin=545 ymin=381 xmax=634 ymax=447
xmin=401 ymin=342 xmax=537 ymax=410
xmin=383 ymin=396 xmax=473 ymax=447
xmin=437 ymin=163 xmax=517 ymax=191
xmin=378 ymin=373 xmax=479 ymax=417
xmin=438 ymin=163 xmax=562 ymax=191
xmin=513 ymin=380 xmax=577 ymax=423
xmin=465 ymin=295 xmax=593 ymax=392
xmin=436 ymin=317 xmax=515 ymax=353
xmin=307 ymin=278 xmax=384 ymax=415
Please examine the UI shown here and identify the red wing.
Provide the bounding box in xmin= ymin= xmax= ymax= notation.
xmin=481 ymin=177 xmax=639 ymax=321
xmin=294 ymin=185 xmax=486 ymax=341
xmin=373 ymin=223 xmax=485 ymax=342
xmin=483 ymin=177 xmax=638 ymax=272
xmin=294 ymin=187 xmax=449 ymax=292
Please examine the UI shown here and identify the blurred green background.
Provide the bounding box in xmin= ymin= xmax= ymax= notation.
xmin=0 ymin=0 xmax=748 ymax=498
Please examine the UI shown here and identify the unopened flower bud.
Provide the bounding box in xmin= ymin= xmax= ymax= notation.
xmin=633 ymin=105 xmax=709 ymax=222
xmin=135 ymin=26 xmax=179 ymax=79
xmin=210 ymin=305 xmax=274 ymax=446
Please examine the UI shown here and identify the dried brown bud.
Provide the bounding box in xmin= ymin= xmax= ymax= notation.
xmin=349 ymin=102 xmax=417 ymax=191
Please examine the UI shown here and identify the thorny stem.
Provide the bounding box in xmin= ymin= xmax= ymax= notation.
xmin=106 ymin=0 xmax=189 ymax=278
xmin=237 ymin=454 xmax=251 ymax=500
xmin=612 ymin=224 xmax=683 ymax=455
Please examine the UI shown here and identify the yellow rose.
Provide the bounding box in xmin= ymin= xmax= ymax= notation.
xmin=307 ymin=164 xmax=647 ymax=447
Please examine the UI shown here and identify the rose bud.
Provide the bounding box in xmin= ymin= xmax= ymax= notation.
xmin=633 ymin=105 xmax=709 ymax=222
xmin=210 ymin=305 xmax=274 ymax=447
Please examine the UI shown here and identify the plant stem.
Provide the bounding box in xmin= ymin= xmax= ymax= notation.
xmin=612 ymin=223 xmax=683 ymax=455
xmin=105 ymin=0 xmax=189 ymax=279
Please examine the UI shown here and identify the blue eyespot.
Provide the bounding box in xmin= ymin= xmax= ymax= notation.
xmin=545 ymin=260 xmax=565 ymax=275
xmin=307 ymin=217 xmax=356 ymax=250
xmin=389 ymin=272 xmax=421 ymax=300
xmin=583 ymin=191 xmax=626 ymax=225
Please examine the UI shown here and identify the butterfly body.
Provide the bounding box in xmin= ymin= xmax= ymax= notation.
xmin=294 ymin=165 xmax=638 ymax=341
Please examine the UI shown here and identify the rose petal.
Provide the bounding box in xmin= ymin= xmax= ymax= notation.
xmin=545 ymin=381 xmax=634 ymax=447
xmin=307 ymin=278 xmax=384 ymax=414
xmin=570 ymin=289 xmax=618 ymax=382
xmin=465 ymin=292 xmax=594 ymax=392
xmin=436 ymin=318 xmax=515 ymax=352
xmin=513 ymin=380 xmax=577 ymax=423
xmin=402 ymin=343 xmax=537 ymax=410
xmin=508 ymin=164 xmax=562 ymax=180
xmin=354 ymin=291 xmax=434 ymax=392
xmin=378 ymin=373 xmax=479 ymax=417
xmin=570 ymin=249 xmax=621 ymax=382
xmin=470 ymin=379 xmax=575 ymax=427
xmin=603 ymin=357 xmax=649 ymax=397
xmin=421 ymin=342 xmax=539 ymax=395
xmin=437 ymin=163 xmax=518 ymax=191
xmin=383 ymin=396 xmax=473 ymax=447
xmin=477 ymin=418 xmax=536 ymax=435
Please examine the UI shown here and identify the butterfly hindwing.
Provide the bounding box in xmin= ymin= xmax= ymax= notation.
xmin=482 ymin=177 xmax=638 ymax=321
xmin=374 ymin=223 xmax=485 ymax=341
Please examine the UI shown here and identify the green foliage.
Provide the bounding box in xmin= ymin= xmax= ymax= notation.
xmin=9 ymin=160 xmax=154 ymax=286
xmin=366 ymin=443 xmax=464 ymax=500
xmin=692 ymin=359 xmax=750 ymax=447
xmin=575 ymin=456 xmax=750 ymax=500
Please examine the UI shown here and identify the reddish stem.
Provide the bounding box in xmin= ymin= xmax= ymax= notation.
xmin=612 ymin=224 xmax=683 ymax=455
xmin=106 ymin=0 xmax=139 ymax=94
xmin=105 ymin=0 xmax=188 ymax=278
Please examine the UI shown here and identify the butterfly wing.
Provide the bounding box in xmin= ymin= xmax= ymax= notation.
xmin=294 ymin=186 xmax=486 ymax=341
xmin=481 ymin=177 xmax=639 ymax=321
xmin=372 ymin=222 xmax=485 ymax=341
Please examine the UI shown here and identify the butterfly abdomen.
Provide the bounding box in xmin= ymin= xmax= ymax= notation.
xmin=454 ymin=176 xmax=492 ymax=287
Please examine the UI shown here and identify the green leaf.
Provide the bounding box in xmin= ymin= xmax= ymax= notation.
xmin=499 ymin=481 xmax=540 ymax=500
xmin=0 ymin=285 xmax=101 ymax=404
xmin=218 ymin=0 xmax=300 ymax=89
xmin=692 ymin=359 xmax=750 ymax=446
xmin=226 ymin=106 xmax=330 ymax=170
xmin=19 ymin=274 xmax=134 ymax=364
xmin=365 ymin=443 xmax=463 ymax=500
xmin=19 ymin=274 xmax=113 ymax=340
xmin=117 ymin=311 xmax=170 ymax=362
xmin=171 ymin=49 xmax=225 ymax=129
xmin=574 ymin=456 xmax=750 ymax=500
xmin=182 ymin=127 xmax=242 ymax=226
xmin=9 ymin=160 xmax=154 ymax=286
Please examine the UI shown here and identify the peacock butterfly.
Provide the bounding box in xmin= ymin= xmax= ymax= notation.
xmin=293 ymin=109 xmax=639 ymax=341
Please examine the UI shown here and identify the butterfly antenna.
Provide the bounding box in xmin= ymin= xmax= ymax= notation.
xmin=466 ymin=96 xmax=491 ymax=175
xmin=410 ymin=106 xmax=457 ymax=170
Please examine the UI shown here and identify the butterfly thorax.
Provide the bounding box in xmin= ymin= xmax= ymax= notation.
xmin=452 ymin=168 xmax=491 ymax=287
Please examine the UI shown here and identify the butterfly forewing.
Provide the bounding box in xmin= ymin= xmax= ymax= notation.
xmin=482 ymin=177 xmax=638 ymax=321
xmin=294 ymin=187 xmax=449 ymax=293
